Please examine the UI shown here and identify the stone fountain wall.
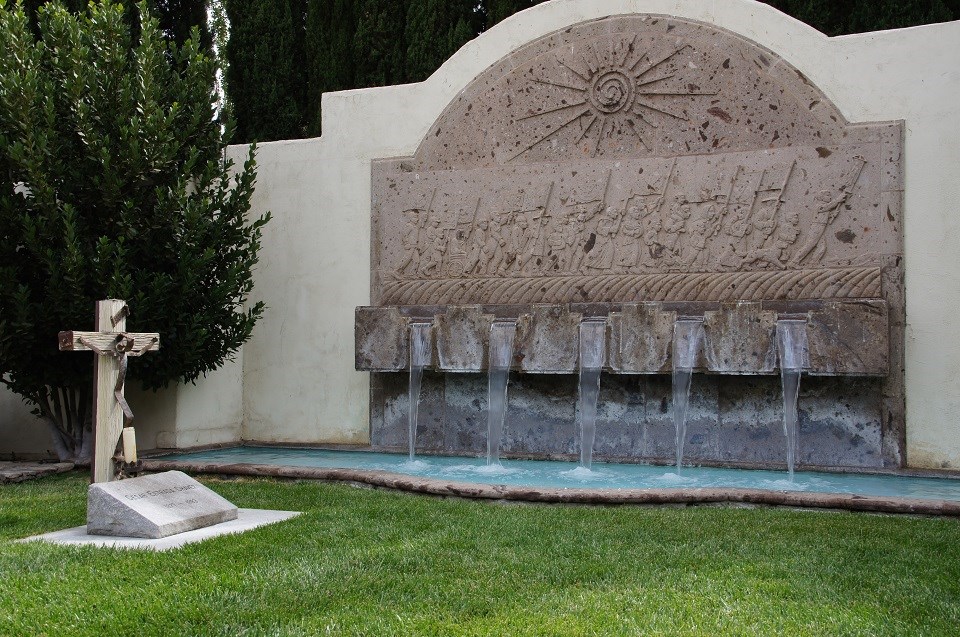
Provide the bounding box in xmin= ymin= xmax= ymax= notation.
xmin=356 ymin=14 xmax=904 ymax=470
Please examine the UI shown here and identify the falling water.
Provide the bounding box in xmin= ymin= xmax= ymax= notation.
xmin=777 ymin=320 xmax=808 ymax=479
xmin=407 ymin=322 xmax=432 ymax=461
xmin=578 ymin=320 xmax=606 ymax=470
xmin=486 ymin=321 xmax=517 ymax=466
xmin=672 ymin=319 xmax=704 ymax=471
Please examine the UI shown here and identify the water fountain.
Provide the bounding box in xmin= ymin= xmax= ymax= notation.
xmin=407 ymin=322 xmax=432 ymax=461
xmin=486 ymin=321 xmax=517 ymax=466
xmin=777 ymin=319 xmax=809 ymax=478
xmin=354 ymin=14 xmax=902 ymax=475
xmin=578 ymin=320 xmax=606 ymax=470
xmin=672 ymin=319 xmax=704 ymax=471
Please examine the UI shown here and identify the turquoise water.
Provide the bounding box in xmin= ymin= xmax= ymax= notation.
xmin=159 ymin=447 xmax=960 ymax=502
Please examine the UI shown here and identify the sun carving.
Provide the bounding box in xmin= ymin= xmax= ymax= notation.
xmin=511 ymin=37 xmax=717 ymax=160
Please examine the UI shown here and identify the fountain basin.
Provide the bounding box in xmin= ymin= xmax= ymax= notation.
xmin=147 ymin=447 xmax=960 ymax=516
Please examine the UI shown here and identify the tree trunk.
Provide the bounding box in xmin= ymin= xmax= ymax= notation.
xmin=39 ymin=386 xmax=91 ymax=464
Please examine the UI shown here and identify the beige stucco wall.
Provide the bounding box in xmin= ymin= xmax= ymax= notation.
xmin=0 ymin=390 xmax=51 ymax=459
xmin=0 ymin=345 xmax=242 ymax=458
xmin=236 ymin=0 xmax=960 ymax=467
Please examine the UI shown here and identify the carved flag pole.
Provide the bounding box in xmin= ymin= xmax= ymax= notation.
xmin=58 ymin=299 xmax=160 ymax=483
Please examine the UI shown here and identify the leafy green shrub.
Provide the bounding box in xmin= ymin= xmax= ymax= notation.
xmin=0 ymin=0 xmax=269 ymax=461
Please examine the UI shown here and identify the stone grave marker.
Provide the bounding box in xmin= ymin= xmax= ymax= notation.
xmin=87 ymin=470 xmax=238 ymax=539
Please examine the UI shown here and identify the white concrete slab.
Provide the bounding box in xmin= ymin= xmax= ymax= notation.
xmin=20 ymin=508 xmax=299 ymax=551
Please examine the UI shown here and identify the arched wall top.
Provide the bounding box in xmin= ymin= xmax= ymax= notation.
xmin=410 ymin=14 xmax=850 ymax=171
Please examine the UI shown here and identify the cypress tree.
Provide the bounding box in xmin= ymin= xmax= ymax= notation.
xmin=447 ymin=15 xmax=472 ymax=61
xmin=353 ymin=0 xmax=405 ymax=88
xmin=225 ymin=0 xmax=306 ymax=142
xmin=152 ymin=0 xmax=211 ymax=49
xmin=485 ymin=0 xmax=543 ymax=27
xmin=762 ymin=0 xmax=958 ymax=35
xmin=445 ymin=0 xmax=478 ymax=60
xmin=304 ymin=0 xmax=355 ymax=135
xmin=404 ymin=0 xmax=451 ymax=82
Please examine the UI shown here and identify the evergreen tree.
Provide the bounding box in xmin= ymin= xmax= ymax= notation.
xmin=152 ymin=0 xmax=211 ymax=50
xmin=763 ymin=0 xmax=958 ymax=35
xmin=485 ymin=0 xmax=542 ymax=27
xmin=445 ymin=0 xmax=479 ymax=62
xmin=225 ymin=0 xmax=306 ymax=141
xmin=304 ymin=0 xmax=355 ymax=135
xmin=0 ymin=0 xmax=268 ymax=461
xmin=353 ymin=0 xmax=405 ymax=88
xmin=404 ymin=0 xmax=451 ymax=82
xmin=16 ymin=0 xmax=211 ymax=48
xmin=447 ymin=16 xmax=472 ymax=60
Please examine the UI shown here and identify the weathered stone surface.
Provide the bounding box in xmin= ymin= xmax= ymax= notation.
xmin=0 ymin=462 xmax=73 ymax=483
xmin=607 ymin=312 xmax=622 ymax=371
xmin=615 ymin=303 xmax=677 ymax=373
xmin=798 ymin=377 xmax=884 ymax=467
xmin=355 ymin=307 xmax=409 ymax=371
xmin=372 ymin=373 xmax=886 ymax=469
xmin=433 ymin=306 xmax=494 ymax=371
xmin=717 ymin=376 xmax=784 ymax=465
xmin=807 ymin=300 xmax=888 ymax=375
xmin=703 ymin=302 xmax=777 ymax=374
xmin=515 ymin=305 xmax=582 ymax=373
xmin=87 ymin=470 xmax=238 ymax=539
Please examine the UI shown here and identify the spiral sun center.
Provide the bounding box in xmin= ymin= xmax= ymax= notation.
xmin=590 ymin=70 xmax=635 ymax=114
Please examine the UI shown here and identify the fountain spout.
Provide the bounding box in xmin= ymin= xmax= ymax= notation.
xmin=672 ymin=318 xmax=704 ymax=471
xmin=776 ymin=319 xmax=808 ymax=479
xmin=486 ymin=320 xmax=517 ymax=466
xmin=407 ymin=322 xmax=432 ymax=461
xmin=578 ymin=319 xmax=606 ymax=469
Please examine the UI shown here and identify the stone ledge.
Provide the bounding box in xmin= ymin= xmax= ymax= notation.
xmin=144 ymin=460 xmax=960 ymax=518
xmin=0 ymin=462 xmax=74 ymax=484
xmin=355 ymin=300 xmax=888 ymax=375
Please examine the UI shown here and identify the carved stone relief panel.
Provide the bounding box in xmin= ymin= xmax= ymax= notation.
xmin=371 ymin=15 xmax=903 ymax=308
xmin=374 ymin=146 xmax=887 ymax=305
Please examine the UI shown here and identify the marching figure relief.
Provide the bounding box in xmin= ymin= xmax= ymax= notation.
xmin=384 ymin=153 xmax=868 ymax=281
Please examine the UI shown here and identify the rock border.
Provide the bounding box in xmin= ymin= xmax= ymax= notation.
xmin=0 ymin=462 xmax=75 ymax=484
xmin=143 ymin=460 xmax=960 ymax=517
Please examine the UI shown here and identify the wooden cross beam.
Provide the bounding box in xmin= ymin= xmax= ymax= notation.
xmin=58 ymin=299 xmax=160 ymax=483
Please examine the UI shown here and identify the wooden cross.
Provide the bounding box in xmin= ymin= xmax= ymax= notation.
xmin=58 ymin=299 xmax=160 ymax=483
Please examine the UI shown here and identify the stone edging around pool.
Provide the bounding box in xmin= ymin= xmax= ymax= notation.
xmin=143 ymin=460 xmax=960 ymax=517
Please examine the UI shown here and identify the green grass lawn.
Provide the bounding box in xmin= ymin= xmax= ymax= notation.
xmin=1 ymin=472 xmax=958 ymax=636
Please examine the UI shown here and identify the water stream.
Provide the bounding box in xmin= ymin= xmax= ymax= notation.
xmin=672 ymin=319 xmax=704 ymax=471
xmin=777 ymin=320 xmax=808 ymax=479
xmin=578 ymin=320 xmax=606 ymax=470
xmin=407 ymin=322 xmax=432 ymax=461
xmin=486 ymin=321 xmax=517 ymax=466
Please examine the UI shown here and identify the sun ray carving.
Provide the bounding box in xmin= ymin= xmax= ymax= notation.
xmin=510 ymin=38 xmax=715 ymax=161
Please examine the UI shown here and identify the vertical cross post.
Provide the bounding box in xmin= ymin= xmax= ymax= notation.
xmin=59 ymin=299 xmax=160 ymax=483
xmin=93 ymin=299 xmax=125 ymax=483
